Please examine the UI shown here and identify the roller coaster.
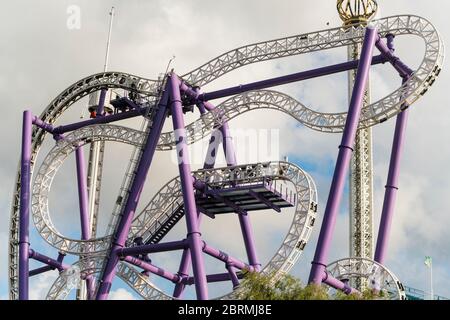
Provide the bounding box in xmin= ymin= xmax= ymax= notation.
xmin=8 ymin=5 xmax=443 ymax=300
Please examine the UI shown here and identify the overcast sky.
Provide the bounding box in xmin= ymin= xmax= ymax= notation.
xmin=1 ymin=0 xmax=450 ymax=300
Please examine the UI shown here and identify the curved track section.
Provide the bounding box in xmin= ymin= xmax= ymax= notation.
xmin=46 ymin=256 xmax=170 ymax=300
xmin=31 ymin=125 xmax=146 ymax=254
xmin=9 ymin=14 xmax=443 ymax=298
xmin=181 ymin=15 xmax=442 ymax=89
xmin=326 ymin=257 xmax=406 ymax=300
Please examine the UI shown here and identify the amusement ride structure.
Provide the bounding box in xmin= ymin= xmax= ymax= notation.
xmin=8 ymin=0 xmax=444 ymax=300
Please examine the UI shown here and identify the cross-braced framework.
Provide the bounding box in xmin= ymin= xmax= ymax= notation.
xmin=8 ymin=13 xmax=443 ymax=300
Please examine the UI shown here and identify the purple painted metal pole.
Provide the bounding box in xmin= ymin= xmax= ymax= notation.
xmin=226 ymin=265 xmax=240 ymax=289
xmin=197 ymin=55 xmax=385 ymax=102
xmin=186 ymin=272 xmax=243 ymax=285
xmin=374 ymin=79 xmax=410 ymax=264
xmin=75 ymin=146 xmax=91 ymax=240
xmin=95 ymin=87 xmax=169 ymax=300
xmin=118 ymin=240 xmax=187 ymax=257
xmin=322 ymin=272 xmax=356 ymax=295
xmin=375 ymin=37 xmax=413 ymax=78
xmin=29 ymin=265 xmax=54 ymax=277
xmin=74 ymin=145 xmax=96 ymax=298
xmin=123 ymin=256 xmax=181 ymax=283
xmin=203 ymin=100 xmax=261 ymax=269
xmin=32 ymin=116 xmax=54 ymax=133
xmin=28 ymin=249 xmax=68 ymax=271
xmin=53 ymin=107 xmax=145 ymax=134
xmin=19 ymin=110 xmax=32 ymax=300
xmin=308 ymin=27 xmax=377 ymax=284
xmin=169 ymin=73 xmax=209 ymax=300
xmin=173 ymin=247 xmax=191 ymax=298
xmin=96 ymin=89 xmax=107 ymax=116
xmin=202 ymin=242 xmax=256 ymax=272
xmin=203 ymin=129 xmax=222 ymax=169
xmin=172 ymin=213 xmax=204 ymax=298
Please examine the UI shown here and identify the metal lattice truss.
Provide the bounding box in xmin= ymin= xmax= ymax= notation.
xmin=326 ymin=257 xmax=406 ymax=300
xmin=32 ymin=125 xmax=145 ymax=254
xmin=348 ymin=42 xmax=374 ymax=292
xmin=9 ymin=14 xmax=443 ymax=299
xmin=46 ymin=256 xmax=170 ymax=300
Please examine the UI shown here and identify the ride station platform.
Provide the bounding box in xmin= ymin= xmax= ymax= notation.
xmin=145 ymin=179 xmax=296 ymax=245
xmin=195 ymin=180 xmax=296 ymax=216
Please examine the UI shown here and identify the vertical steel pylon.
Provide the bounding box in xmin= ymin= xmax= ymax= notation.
xmin=348 ymin=43 xmax=374 ymax=291
xmin=337 ymin=0 xmax=378 ymax=291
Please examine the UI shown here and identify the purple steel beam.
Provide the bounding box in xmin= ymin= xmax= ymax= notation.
xmin=308 ymin=27 xmax=377 ymax=284
xmin=75 ymin=146 xmax=91 ymax=240
xmin=96 ymin=89 xmax=107 ymax=116
xmin=322 ymin=272 xmax=356 ymax=295
xmin=19 ymin=110 xmax=32 ymax=300
xmin=32 ymin=116 xmax=54 ymax=133
xmin=202 ymin=99 xmax=261 ymax=269
xmin=375 ymin=36 xmax=413 ymax=78
xmin=203 ymin=129 xmax=222 ymax=169
xmin=172 ymin=213 xmax=204 ymax=298
xmin=53 ymin=107 xmax=146 ymax=135
xmin=249 ymin=190 xmax=281 ymax=213
xmin=169 ymin=74 xmax=209 ymax=300
xmin=29 ymin=265 xmax=54 ymax=277
xmin=28 ymin=249 xmax=69 ymax=271
xmin=123 ymin=256 xmax=181 ymax=283
xmin=193 ymin=55 xmax=385 ymax=102
xmin=173 ymin=247 xmax=191 ymax=298
xmin=374 ymin=78 xmax=410 ymax=264
xmin=74 ymin=145 xmax=96 ymax=298
xmin=118 ymin=240 xmax=188 ymax=257
xmin=185 ymin=272 xmax=244 ymax=285
xmin=95 ymin=86 xmax=169 ymax=300
xmin=202 ymin=242 xmax=256 ymax=272
xmin=220 ymin=122 xmax=237 ymax=166
xmin=226 ymin=265 xmax=240 ymax=289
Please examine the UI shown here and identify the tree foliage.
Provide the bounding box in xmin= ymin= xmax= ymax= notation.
xmin=237 ymin=271 xmax=383 ymax=300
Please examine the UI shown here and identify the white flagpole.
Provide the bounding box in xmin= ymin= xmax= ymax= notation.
xmin=103 ymin=6 xmax=115 ymax=72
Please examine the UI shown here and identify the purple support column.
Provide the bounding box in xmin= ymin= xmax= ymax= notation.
xmin=123 ymin=256 xmax=181 ymax=283
xmin=203 ymin=129 xmax=222 ymax=169
xmin=95 ymin=88 xmax=169 ymax=300
xmin=96 ymin=89 xmax=107 ymax=116
xmin=374 ymin=79 xmax=410 ymax=264
xmin=75 ymin=146 xmax=91 ymax=240
xmin=74 ymin=145 xmax=96 ymax=298
xmin=198 ymin=55 xmax=386 ymax=102
xmin=308 ymin=27 xmax=378 ymax=284
xmin=54 ymin=107 xmax=144 ymax=134
xmin=204 ymin=101 xmax=260 ymax=269
xmin=28 ymin=249 xmax=69 ymax=271
xmin=202 ymin=242 xmax=255 ymax=272
xmin=170 ymin=73 xmax=208 ymax=300
xmin=118 ymin=240 xmax=187 ymax=256
xmin=172 ymin=213 xmax=204 ymax=298
xmin=19 ymin=110 xmax=32 ymax=300
xmin=322 ymin=272 xmax=356 ymax=295
xmin=226 ymin=265 xmax=240 ymax=289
